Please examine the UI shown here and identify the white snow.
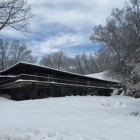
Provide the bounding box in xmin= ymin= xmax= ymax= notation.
xmin=0 ymin=95 xmax=140 ymax=140
xmin=122 ymin=103 xmax=128 ymax=107
xmin=114 ymin=100 xmax=122 ymax=107
xmin=100 ymin=99 xmax=110 ymax=107
xmin=85 ymin=71 xmax=119 ymax=82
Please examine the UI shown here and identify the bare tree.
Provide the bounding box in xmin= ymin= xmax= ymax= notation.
xmin=95 ymin=48 xmax=114 ymax=72
xmin=40 ymin=51 xmax=66 ymax=70
xmin=72 ymin=53 xmax=91 ymax=74
xmin=80 ymin=52 xmax=91 ymax=74
xmin=73 ymin=54 xmax=84 ymax=74
xmin=88 ymin=53 xmax=100 ymax=73
xmin=61 ymin=56 xmax=76 ymax=72
xmin=90 ymin=0 xmax=140 ymax=96
xmin=9 ymin=40 xmax=37 ymax=66
xmin=0 ymin=38 xmax=10 ymax=70
xmin=40 ymin=50 xmax=114 ymax=75
xmin=71 ymin=50 xmax=113 ymax=74
xmin=0 ymin=0 xmax=33 ymax=33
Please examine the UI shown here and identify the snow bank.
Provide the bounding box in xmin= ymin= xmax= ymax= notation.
xmin=113 ymin=100 xmax=128 ymax=107
xmin=100 ymin=99 xmax=110 ymax=107
xmin=0 ymin=96 xmax=12 ymax=102
xmin=114 ymin=100 xmax=122 ymax=107
xmin=122 ymin=103 xmax=128 ymax=107
xmin=0 ymin=93 xmax=11 ymax=99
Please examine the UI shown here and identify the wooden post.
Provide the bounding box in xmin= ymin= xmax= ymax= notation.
xmin=27 ymin=83 xmax=37 ymax=99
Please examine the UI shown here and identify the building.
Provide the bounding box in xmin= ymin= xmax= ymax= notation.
xmin=0 ymin=62 xmax=121 ymax=100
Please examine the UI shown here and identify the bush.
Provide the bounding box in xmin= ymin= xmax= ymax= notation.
xmin=0 ymin=93 xmax=11 ymax=99
xmin=130 ymin=112 xmax=140 ymax=117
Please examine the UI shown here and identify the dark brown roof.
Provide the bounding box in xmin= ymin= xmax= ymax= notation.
xmin=0 ymin=62 xmax=120 ymax=84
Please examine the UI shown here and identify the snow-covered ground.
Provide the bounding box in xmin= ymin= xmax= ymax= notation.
xmin=0 ymin=95 xmax=140 ymax=140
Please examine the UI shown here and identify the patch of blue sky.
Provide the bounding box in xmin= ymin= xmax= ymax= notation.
xmin=64 ymin=43 xmax=102 ymax=57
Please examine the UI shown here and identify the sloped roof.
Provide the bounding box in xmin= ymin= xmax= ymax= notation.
xmin=85 ymin=71 xmax=119 ymax=83
xmin=0 ymin=62 xmax=121 ymax=84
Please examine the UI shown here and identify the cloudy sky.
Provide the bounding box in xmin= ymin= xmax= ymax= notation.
xmin=0 ymin=0 xmax=126 ymax=58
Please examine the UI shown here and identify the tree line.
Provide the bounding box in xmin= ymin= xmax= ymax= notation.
xmin=0 ymin=38 xmax=110 ymax=74
xmin=0 ymin=39 xmax=37 ymax=70
xmin=40 ymin=48 xmax=112 ymax=74
xmin=90 ymin=0 xmax=140 ymax=96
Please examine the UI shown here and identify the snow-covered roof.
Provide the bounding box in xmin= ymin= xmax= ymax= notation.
xmin=0 ymin=79 xmax=116 ymax=90
xmin=0 ymin=75 xmax=15 ymax=78
xmin=85 ymin=71 xmax=119 ymax=83
xmin=0 ymin=62 xmax=120 ymax=83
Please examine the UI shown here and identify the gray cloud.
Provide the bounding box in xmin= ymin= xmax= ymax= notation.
xmin=0 ymin=0 xmax=126 ymax=58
